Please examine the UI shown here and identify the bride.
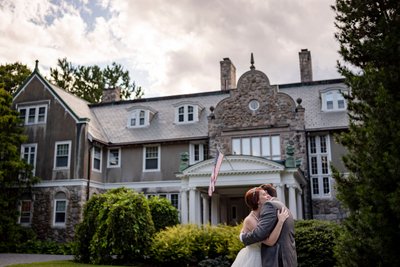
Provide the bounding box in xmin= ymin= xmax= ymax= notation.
xmin=231 ymin=187 xmax=289 ymax=267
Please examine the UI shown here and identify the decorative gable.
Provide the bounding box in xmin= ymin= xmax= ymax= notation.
xmin=182 ymin=155 xmax=285 ymax=177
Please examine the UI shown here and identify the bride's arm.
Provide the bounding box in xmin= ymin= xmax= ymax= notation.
xmin=240 ymin=216 xmax=253 ymax=234
xmin=262 ymin=207 xmax=289 ymax=246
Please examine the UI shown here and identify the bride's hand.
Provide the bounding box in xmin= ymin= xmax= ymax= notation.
xmin=277 ymin=207 xmax=289 ymax=222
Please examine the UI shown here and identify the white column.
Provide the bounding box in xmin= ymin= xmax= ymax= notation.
xmin=189 ymin=188 xmax=196 ymax=224
xmin=211 ymin=193 xmax=220 ymax=225
xmin=296 ymin=189 xmax=303 ymax=220
xmin=202 ymin=194 xmax=210 ymax=224
xmin=275 ymin=183 xmax=286 ymax=206
xmin=195 ymin=190 xmax=202 ymax=225
xmin=288 ymin=185 xmax=298 ymax=220
xmin=180 ymin=189 xmax=188 ymax=224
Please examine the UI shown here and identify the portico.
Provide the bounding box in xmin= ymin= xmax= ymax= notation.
xmin=177 ymin=155 xmax=306 ymax=225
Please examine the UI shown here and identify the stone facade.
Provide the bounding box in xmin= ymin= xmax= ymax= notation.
xmin=29 ymin=184 xmax=107 ymax=242
xmin=208 ymin=66 xmax=312 ymax=218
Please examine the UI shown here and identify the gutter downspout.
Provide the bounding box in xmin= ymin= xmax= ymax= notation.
xmin=86 ymin=134 xmax=93 ymax=201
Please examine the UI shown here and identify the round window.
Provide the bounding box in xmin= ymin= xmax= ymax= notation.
xmin=248 ymin=99 xmax=260 ymax=111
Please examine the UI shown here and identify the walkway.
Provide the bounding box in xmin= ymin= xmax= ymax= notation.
xmin=0 ymin=254 xmax=73 ymax=267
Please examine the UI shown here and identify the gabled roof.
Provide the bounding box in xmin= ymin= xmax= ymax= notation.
xmin=13 ymin=68 xmax=107 ymax=142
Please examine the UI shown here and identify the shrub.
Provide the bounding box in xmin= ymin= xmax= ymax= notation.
xmin=147 ymin=196 xmax=179 ymax=231
xmin=73 ymin=187 xmax=155 ymax=264
xmin=198 ymin=255 xmax=231 ymax=267
xmin=295 ymin=219 xmax=340 ymax=267
xmin=150 ymin=223 xmax=242 ymax=266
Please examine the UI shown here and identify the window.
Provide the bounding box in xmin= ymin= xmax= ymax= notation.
xmin=92 ymin=146 xmax=102 ymax=172
xmin=53 ymin=192 xmax=67 ymax=226
xmin=19 ymin=200 xmax=33 ymax=225
xmin=144 ymin=145 xmax=160 ymax=171
xmin=107 ymin=148 xmax=120 ymax=168
xmin=189 ymin=143 xmax=208 ymax=164
xmin=321 ymin=90 xmax=347 ymax=111
xmin=308 ymin=135 xmax=332 ymax=198
xmin=21 ymin=143 xmax=37 ymax=174
xmin=248 ymin=99 xmax=260 ymax=111
xmin=54 ymin=141 xmax=71 ymax=169
xmin=128 ymin=109 xmax=149 ymax=127
xmin=18 ymin=104 xmax=47 ymax=125
xmin=175 ymin=104 xmax=199 ymax=123
xmin=232 ymin=135 xmax=281 ymax=160
xmin=146 ymin=193 xmax=180 ymax=210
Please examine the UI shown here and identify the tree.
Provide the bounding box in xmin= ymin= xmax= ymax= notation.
xmin=74 ymin=188 xmax=155 ymax=264
xmin=50 ymin=58 xmax=143 ymax=103
xmin=0 ymin=86 xmax=38 ymax=246
xmin=148 ymin=196 xmax=179 ymax=231
xmin=0 ymin=63 xmax=31 ymax=94
xmin=332 ymin=1 xmax=400 ymax=266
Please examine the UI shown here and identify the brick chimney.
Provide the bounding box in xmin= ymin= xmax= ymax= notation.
xmin=101 ymin=87 xmax=121 ymax=102
xmin=220 ymin=58 xmax=236 ymax=90
xmin=299 ymin=49 xmax=313 ymax=83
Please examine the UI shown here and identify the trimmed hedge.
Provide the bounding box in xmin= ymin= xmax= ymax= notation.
xmin=295 ymin=219 xmax=340 ymax=267
xmin=150 ymin=224 xmax=242 ymax=266
xmin=150 ymin=220 xmax=340 ymax=267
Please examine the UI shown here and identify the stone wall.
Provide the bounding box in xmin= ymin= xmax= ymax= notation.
xmin=31 ymin=185 xmax=87 ymax=242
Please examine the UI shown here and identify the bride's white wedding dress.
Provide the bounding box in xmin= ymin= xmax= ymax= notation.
xmin=231 ymin=242 xmax=262 ymax=267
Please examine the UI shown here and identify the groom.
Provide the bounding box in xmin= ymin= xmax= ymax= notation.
xmin=241 ymin=184 xmax=297 ymax=267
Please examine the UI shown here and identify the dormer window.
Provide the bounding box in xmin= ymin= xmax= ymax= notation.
xmin=127 ymin=106 xmax=156 ymax=128
xmin=321 ymin=89 xmax=347 ymax=112
xmin=128 ymin=109 xmax=149 ymax=127
xmin=174 ymin=102 xmax=203 ymax=124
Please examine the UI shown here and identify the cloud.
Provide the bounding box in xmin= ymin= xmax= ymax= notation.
xmin=0 ymin=0 xmax=341 ymax=98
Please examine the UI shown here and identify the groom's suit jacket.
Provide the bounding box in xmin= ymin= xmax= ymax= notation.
xmin=242 ymin=199 xmax=297 ymax=267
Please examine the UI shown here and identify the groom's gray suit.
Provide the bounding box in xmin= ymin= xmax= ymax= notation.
xmin=241 ymin=198 xmax=297 ymax=267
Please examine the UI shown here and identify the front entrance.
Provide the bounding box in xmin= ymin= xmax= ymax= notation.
xmin=227 ymin=196 xmax=249 ymax=226
xmin=177 ymin=155 xmax=306 ymax=225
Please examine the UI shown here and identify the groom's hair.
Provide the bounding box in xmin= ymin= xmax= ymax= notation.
xmin=260 ymin=183 xmax=277 ymax=197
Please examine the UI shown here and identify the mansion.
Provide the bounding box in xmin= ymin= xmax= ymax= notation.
xmin=13 ymin=49 xmax=349 ymax=242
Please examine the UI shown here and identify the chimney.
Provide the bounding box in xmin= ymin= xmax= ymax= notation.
xmin=220 ymin=58 xmax=236 ymax=90
xmin=299 ymin=49 xmax=313 ymax=82
xmin=101 ymin=87 xmax=121 ymax=103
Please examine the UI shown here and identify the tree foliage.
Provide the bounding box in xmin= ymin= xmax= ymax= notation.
xmin=0 ymin=62 xmax=31 ymax=94
xmin=147 ymin=196 xmax=179 ymax=232
xmin=50 ymin=58 xmax=144 ymax=103
xmin=0 ymin=86 xmax=38 ymax=245
xmin=73 ymin=188 xmax=155 ymax=265
xmin=332 ymin=0 xmax=400 ymax=266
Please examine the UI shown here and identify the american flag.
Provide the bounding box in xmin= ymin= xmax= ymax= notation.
xmin=208 ymin=150 xmax=224 ymax=197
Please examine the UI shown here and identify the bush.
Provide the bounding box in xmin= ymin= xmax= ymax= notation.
xmin=198 ymin=255 xmax=231 ymax=267
xmin=150 ymin=224 xmax=242 ymax=266
xmin=73 ymin=188 xmax=155 ymax=265
xmin=295 ymin=219 xmax=340 ymax=267
xmin=149 ymin=219 xmax=340 ymax=266
xmin=147 ymin=196 xmax=179 ymax=231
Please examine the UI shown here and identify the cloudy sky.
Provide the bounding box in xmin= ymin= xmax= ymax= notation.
xmin=0 ymin=0 xmax=342 ymax=97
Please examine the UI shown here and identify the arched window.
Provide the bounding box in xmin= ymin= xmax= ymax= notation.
xmin=321 ymin=89 xmax=347 ymax=111
xmin=53 ymin=191 xmax=67 ymax=227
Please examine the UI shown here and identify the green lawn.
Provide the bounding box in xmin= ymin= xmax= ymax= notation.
xmin=7 ymin=260 xmax=153 ymax=267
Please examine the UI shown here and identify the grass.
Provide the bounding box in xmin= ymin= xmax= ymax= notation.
xmin=7 ymin=260 xmax=154 ymax=267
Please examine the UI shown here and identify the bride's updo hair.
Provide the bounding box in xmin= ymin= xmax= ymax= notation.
xmin=245 ymin=187 xmax=263 ymax=211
